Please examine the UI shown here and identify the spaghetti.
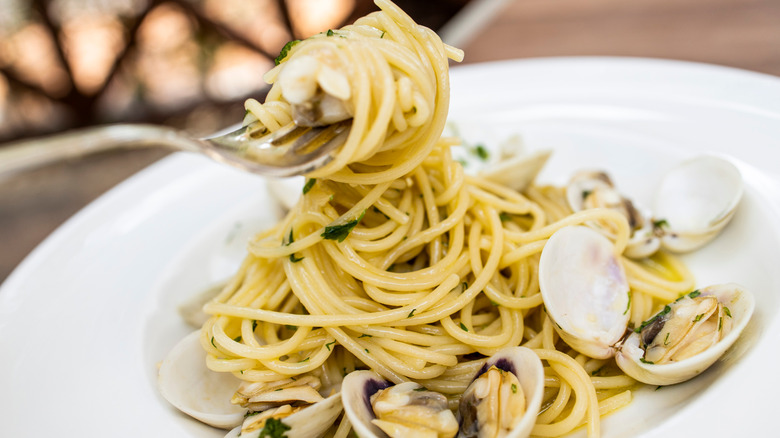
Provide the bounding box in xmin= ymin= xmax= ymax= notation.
xmin=198 ymin=1 xmax=696 ymax=437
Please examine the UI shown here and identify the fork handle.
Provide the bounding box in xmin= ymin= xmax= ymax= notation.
xmin=0 ymin=124 xmax=199 ymax=181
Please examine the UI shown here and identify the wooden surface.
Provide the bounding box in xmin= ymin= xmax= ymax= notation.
xmin=2 ymin=0 xmax=779 ymax=282
xmin=459 ymin=0 xmax=780 ymax=76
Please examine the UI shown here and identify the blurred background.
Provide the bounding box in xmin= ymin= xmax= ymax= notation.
xmin=1 ymin=0 xmax=778 ymax=282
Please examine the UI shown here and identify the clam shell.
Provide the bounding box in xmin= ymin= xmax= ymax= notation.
xmin=158 ymin=330 xmax=246 ymax=429
xmin=655 ymin=155 xmax=743 ymax=253
xmin=539 ymin=225 xmax=631 ymax=359
xmin=615 ymin=283 xmax=754 ymax=385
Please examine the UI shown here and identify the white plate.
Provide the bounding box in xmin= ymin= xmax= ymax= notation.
xmin=1 ymin=58 xmax=780 ymax=437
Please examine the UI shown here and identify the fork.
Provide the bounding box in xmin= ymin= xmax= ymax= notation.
xmin=0 ymin=119 xmax=352 ymax=180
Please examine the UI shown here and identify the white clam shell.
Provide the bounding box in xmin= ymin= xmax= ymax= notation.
xmin=478 ymin=148 xmax=552 ymax=192
xmin=539 ymin=225 xmax=631 ymax=359
xmin=615 ymin=283 xmax=754 ymax=386
xmin=655 ymin=155 xmax=743 ymax=253
xmin=158 ymin=330 xmax=246 ymax=429
xmin=231 ymin=392 xmax=343 ymax=438
xmin=462 ymin=347 xmax=545 ymax=438
xmin=341 ymin=347 xmax=544 ymax=438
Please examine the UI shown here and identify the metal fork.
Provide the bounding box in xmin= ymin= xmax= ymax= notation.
xmin=0 ymin=119 xmax=352 ymax=180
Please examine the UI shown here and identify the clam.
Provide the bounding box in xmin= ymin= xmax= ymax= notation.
xmin=565 ymin=155 xmax=743 ymax=258
xmin=341 ymin=346 xmax=544 ymax=438
xmin=225 ymin=391 xmax=343 ymax=438
xmin=158 ymin=330 xmax=246 ymax=429
xmin=615 ymin=283 xmax=754 ymax=385
xmin=654 ymin=155 xmax=743 ymax=253
xmin=538 ymin=225 xmax=631 ymax=359
xmin=539 ymin=225 xmax=755 ymax=385
xmin=478 ymin=148 xmax=552 ymax=192
xmin=277 ymin=51 xmax=353 ymax=127
xmin=159 ymin=330 xmax=343 ymax=437
xmin=565 ymin=171 xmax=659 ymax=259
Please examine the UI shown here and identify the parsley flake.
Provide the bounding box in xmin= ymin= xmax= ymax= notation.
xmin=321 ymin=211 xmax=366 ymax=242
xmin=624 ymin=290 xmax=632 ymax=315
xmin=274 ymin=40 xmax=300 ymax=65
xmin=474 ymin=144 xmax=489 ymax=160
xmin=639 ymin=358 xmax=654 ymax=364
xmin=258 ymin=417 xmax=291 ymax=438
xmin=724 ymin=306 xmax=732 ymax=318
xmin=325 ymin=341 xmax=336 ymax=351
xmin=408 ymin=308 xmax=416 ymax=318
xmin=460 ymin=322 xmax=469 ymax=332
xmin=326 ymin=29 xmax=334 ymax=36
xmin=511 ymin=383 xmax=517 ymax=394
xmin=302 ymin=178 xmax=316 ymax=194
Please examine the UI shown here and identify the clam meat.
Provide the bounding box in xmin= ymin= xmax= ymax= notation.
xmin=342 ymin=347 xmax=543 ymax=438
xmin=540 ymin=225 xmax=755 ymax=386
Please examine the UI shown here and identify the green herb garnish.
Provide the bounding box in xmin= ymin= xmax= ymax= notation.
xmin=634 ymin=305 xmax=672 ymax=333
xmin=299 ymin=357 xmax=310 ymax=363
xmin=274 ymin=40 xmax=300 ymax=65
xmin=321 ymin=211 xmax=366 ymax=242
xmin=285 ymin=325 xmax=297 ymax=330
xmin=408 ymin=309 xmax=416 ymax=318
xmin=511 ymin=383 xmax=517 ymax=394
xmin=325 ymin=341 xmax=336 ymax=351
xmin=474 ymin=144 xmax=489 ymax=160
xmin=693 ymin=314 xmax=704 ymax=322
xmin=499 ymin=212 xmax=512 ymax=222
xmin=624 ymin=290 xmax=632 ymax=315
xmin=724 ymin=307 xmax=732 ymax=318
xmin=210 ymin=336 xmax=216 ymax=348
xmin=258 ymin=417 xmax=291 ymax=438
xmin=358 ymin=334 xmax=372 ymax=338
xmin=326 ymin=29 xmax=334 ymax=36
xmin=302 ymin=178 xmax=316 ymax=194
xmin=460 ymin=322 xmax=469 ymax=332
xmin=653 ymin=218 xmax=669 ymax=229
xmin=639 ymin=358 xmax=654 ymax=364
xmin=664 ymin=332 xmax=670 ymax=346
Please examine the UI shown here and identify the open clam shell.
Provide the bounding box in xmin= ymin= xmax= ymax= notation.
xmin=654 ymin=155 xmax=743 ymax=253
xmin=615 ymin=283 xmax=754 ymax=386
xmin=158 ymin=330 xmax=246 ymax=429
xmin=539 ymin=225 xmax=631 ymax=359
xmin=342 ymin=347 xmax=544 ymax=438
xmin=227 ymin=392 xmax=343 ymax=438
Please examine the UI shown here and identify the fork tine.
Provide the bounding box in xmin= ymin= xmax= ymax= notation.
xmin=288 ymin=120 xmax=351 ymax=156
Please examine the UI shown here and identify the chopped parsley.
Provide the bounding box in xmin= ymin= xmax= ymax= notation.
xmin=302 ymin=178 xmax=316 ymax=194
xmin=581 ymin=190 xmax=592 ymax=200
xmin=499 ymin=212 xmax=512 ymax=222
xmin=326 ymin=29 xmax=334 ymax=36
xmin=358 ymin=333 xmax=372 ymax=338
xmin=693 ymin=313 xmax=704 ymax=322
xmin=233 ymin=336 xmax=242 ymax=343
xmin=718 ymin=316 xmax=723 ymax=331
xmin=380 ymin=30 xmax=386 ymax=38
xmin=724 ymin=306 xmax=732 ymax=318
xmin=639 ymin=358 xmax=654 ymax=364
xmin=274 ymin=40 xmax=300 ymax=65
xmin=321 ymin=211 xmax=366 ymax=242
xmin=634 ymin=305 xmax=672 ymax=333
xmin=460 ymin=322 xmax=469 ymax=332
xmin=253 ymin=320 xmax=258 ymax=331
xmin=474 ymin=144 xmax=489 ymax=160
xmin=210 ymin=336 xmax=216 ymax=348
xmin=591 ymin=366 xmax=604 ymax=376
xmin=299 ymin=357 xmax=310 ymax=363
xmin=511 ymin=383 xmax=517 ymax=394
xmin=624 ymin=290 xmax=632 ymax=315
xmin=653 ymin=218 xmax=669 ymax=229
xmin=325 ymin=341 xmax=336 ymax=351
xmin=408 ymin=308 xmax=416 ymax=318
xmin=663 ymin=332 xmax=670 ymax=346
xmin=688 ymin=290 xmax=701 ymax=299
xmin=258 ymin=417 xmax=291 ymax=438
xmin=287 ymin=229 xmax=304 ymax=262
